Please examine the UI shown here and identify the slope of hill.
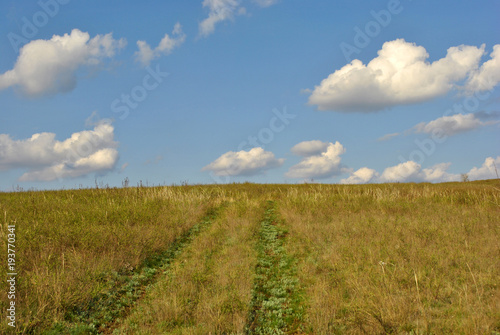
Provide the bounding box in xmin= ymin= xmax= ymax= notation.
xmin=1 ymin=181 xmax=499 ymax=334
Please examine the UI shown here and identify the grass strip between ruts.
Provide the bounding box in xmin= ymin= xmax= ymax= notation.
xmin=246 ymin=200 xmax=305 ymax=335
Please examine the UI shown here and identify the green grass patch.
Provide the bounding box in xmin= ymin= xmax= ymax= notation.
xmin=246 ymin=201 xmax=305 ymax=334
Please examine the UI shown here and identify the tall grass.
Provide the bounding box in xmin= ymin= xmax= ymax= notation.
xmin=0 ymin=186 xmax=226 ymax=333
xmin=0 ymin=181 xmax=498 ymax=334
xmin=279 ymin=182 xmax=500 ymax=334
xmin=115 ymin=197 xmax=260 ymax=334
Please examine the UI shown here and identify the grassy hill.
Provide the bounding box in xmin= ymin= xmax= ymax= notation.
xmin=1 ymin=181 xmax=499 ymax=334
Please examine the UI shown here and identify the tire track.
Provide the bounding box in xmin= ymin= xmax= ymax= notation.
xmin=246 ymin=201 xmax=305 ymax=334
xmin=115 ymin=200 xmax=258 ymax=334
xmin=48 ymin=205 xmax=224 ymax=334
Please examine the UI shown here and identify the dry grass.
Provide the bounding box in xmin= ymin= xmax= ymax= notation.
xmin=279 ymin=182 xmax=500 ymax=334
xmin=115 ymin=198 xmax=260 ymax=334
xmin=0 ymin=186 xmax=226 ymax=333
xmin=0 ymin=181 xmax=498 ymax=334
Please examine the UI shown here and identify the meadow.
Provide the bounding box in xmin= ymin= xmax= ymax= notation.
xmin=0 ymin=180 xmax=499 ymax=334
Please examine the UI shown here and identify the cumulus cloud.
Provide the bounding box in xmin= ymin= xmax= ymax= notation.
xmin=378 ymin=161 xmax=423 ymax=182
xmin=466 ymin=45 xmax=500 ymax=92
xmin=286 ymin=141 xmax=346 ymax=179
xmin=199 ymin=0 xmax=242 ymax=37
xmin=308 ymin=39 xmax=488 ymax=112
xmin=0 ymin=122 xmax=119 ymax=181
xmin=0 ymin=29 xmax=126 ymax=97
xmin=342 ymin=161 xmax=459 ymax=184
xmin=135 ymin=23 xmax=186 ymax=67
xmin=340 ymin=167 xmax=379 ymax=184
xmin=380 ymin=161 xmax=459 ymax=183
xmin=290 ymin=140 xmax=330 ymax=156
xmin=412 ymin=113 xmax=499 ymax=136
xmin=202 ymin=147 xmax=284 ymax=176
xmin=467 ymin=156 xmax=500 ymax=181
xmin=342 ymin=156 xmax=500 ymax=184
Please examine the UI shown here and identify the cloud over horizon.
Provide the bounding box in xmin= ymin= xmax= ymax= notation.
xmin=308 ymin=39 xmax=500 ymax=112
xmin=341 ymin=161 xmax=458 ymax=184
xmin=340 ymin=157 xmax=500 ymax=184
xmin=0 ymin=122 xmax=119 ymax=181
xmin=286 ymin=141 xmax=346 ymax=179
xmin=467 ymin=156 xmax=500 ymax=181
xmin=202 ymin=147 xmax=284 ymax=176
xmin=0 ymin=29 xmax=126 ymax=97
xmin=340 ymin=167 xmax=379 ymax=184
xmin=135 ymin=23 xmax=186 ymax=67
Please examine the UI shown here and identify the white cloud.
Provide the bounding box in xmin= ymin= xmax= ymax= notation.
xmin=466 ymin=45 xmax=500 ymax=92
xmin=378 ymin=161 xmax=423 ymax=182
xmin=341 ymin=161 xmax=460 ymax=184
xmin=135 ymin=23 xmax=186 ymax=67
xmin=340 ymin=156 xmax=500 ymax=184
xmin=378 ymin=161 xmax=459 ymax=183
xmin=198 ymin=0 xmax=280 ymax=37
xmin=420 ymin=163 xmax=460 ymax=183
xmin=308 ymin=39 xmax=487 ymax=112
xmin=378 ymin=112 xmax=500 ymax=140
xmin=286 ymin=141 xmax=346 ymax=179
xmin=340 ymin=167 xmax=379 ymax=184
xmin=0 ymin=29 xmax=126 ymax=97
xmin=412 ymin=113 xmax=499 ymax=136
xmin=290 ymin=140 xmax=329 ymax=156
xmin=20 ymin=148 xmax=119 ymax=182
xmin=467 ymin=156 xmax=500 ymax=181
xmin=202 ymin=147 xmax=284 ymax=176
xmin=253 ymin=0 xmax=279 ymax=7
xmin=199 ymin=0 xmax=241 ymax=37
xmin=0 ymin=122 xmax=119 ymax=181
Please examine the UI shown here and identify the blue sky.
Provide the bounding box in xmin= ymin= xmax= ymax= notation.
xmin=0 ymin=0 xmax=499 ymax=190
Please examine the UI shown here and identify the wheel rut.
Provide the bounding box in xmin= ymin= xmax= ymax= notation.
xmin=51 ymin=205 xmax=224 ymax=334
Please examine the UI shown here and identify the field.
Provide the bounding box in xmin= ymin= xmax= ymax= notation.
xmin=0 ymin=181 xmax=499 ymax=334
